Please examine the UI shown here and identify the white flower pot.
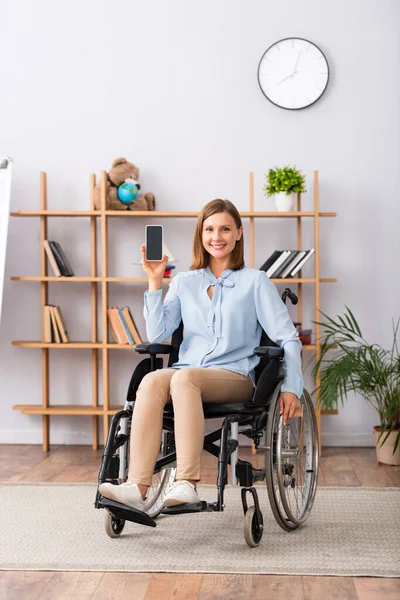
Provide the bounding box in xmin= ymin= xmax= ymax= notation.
xmin=274 ymin=192 xmax=295 ymax=212
xmin=374 ymin=427 xmax=400 ymax=466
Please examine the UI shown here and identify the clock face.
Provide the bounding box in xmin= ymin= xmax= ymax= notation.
xmin=257 ymin=38 xmax=329 ymax=110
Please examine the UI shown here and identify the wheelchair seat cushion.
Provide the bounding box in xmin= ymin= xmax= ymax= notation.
xmin=164 ymin=402 xmax=264 ymax=418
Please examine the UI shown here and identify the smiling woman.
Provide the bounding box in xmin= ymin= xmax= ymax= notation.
xmin=99 ymin=196 xmax=303 ymax=511
xmin=191 ymin=199 xmax=244 ymax=274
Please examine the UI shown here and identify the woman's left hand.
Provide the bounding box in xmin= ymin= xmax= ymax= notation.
xmin=279 ymin=392 xmax=299 ymax=425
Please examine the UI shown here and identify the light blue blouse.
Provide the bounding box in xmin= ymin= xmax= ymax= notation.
xmin=143 ymin=266 xmax=303 ymax=398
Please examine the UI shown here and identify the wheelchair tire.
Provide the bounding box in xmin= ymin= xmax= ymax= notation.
xmin=104 ymin=512 xmax=126 ymax=538
xmin=244 ymin=505 xmax=264 ymax=548
xmin=265 ymin=385 xmax=319 ymax=531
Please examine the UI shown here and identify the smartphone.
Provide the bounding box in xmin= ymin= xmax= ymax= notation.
xmin=145 ymin=225 xmax=164 ymax=261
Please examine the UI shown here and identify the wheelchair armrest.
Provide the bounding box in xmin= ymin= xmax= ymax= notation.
xmin=135 ymin=343 xmax=174 ymax=355
xmin=254 ymin=346 xmax=284 ymax=358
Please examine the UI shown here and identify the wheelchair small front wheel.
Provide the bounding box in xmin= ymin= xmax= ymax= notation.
xmin=104 ymin=511 xmax=126 ymax=538
xmin=244 ymin=505 xmax=264 ymax=548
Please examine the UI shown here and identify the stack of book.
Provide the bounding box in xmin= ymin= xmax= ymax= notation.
xmin=260 ymin=248 xmax=315 ymax=279
xmin=43 ymin=305 xmax=69 ymax=343
xmin=107 ymin=306 xmax=142 ymax=345
xmin=44 ymin=241 xmax=74 ymax=277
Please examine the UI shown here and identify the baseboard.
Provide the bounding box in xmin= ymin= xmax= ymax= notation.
xmin=239 ymin=432 xmax=375 ymax=447
xmin=0 ymin=430 xmax=94 ymax=445
xmin=0 ymin=430 xmax=375 ymax=447
xmin=320 ymin=432 xmax=375 ymax=446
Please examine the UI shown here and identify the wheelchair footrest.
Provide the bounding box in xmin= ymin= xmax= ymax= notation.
xmin=99 ymin=497 xmax=157 ymax=528
xmin=161 ymin=500 xmax=215 ymax=515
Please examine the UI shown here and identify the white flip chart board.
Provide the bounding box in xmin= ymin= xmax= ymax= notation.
xmin=0 ymin=158 xmax=13 ymax=325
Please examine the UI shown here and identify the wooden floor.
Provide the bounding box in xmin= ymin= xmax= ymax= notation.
xmin=0 ymin=445 xmax=399 ymax=600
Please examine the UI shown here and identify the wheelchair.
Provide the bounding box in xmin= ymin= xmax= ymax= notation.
xmin=95 ymin=288 xmax=319 ymax=547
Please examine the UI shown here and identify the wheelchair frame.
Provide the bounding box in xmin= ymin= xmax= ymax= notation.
xmin=95 ymin=288 xmax=319 ymax=546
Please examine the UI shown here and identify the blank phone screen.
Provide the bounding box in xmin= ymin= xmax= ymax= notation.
xmin=146 ymin=226 xmax=163 ymax=261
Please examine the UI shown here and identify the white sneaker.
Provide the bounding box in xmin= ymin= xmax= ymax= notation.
xmin=163 ymin=480 xmax=200 ymax=507
xmin=99 ymin=481 xmax=145 ymax=511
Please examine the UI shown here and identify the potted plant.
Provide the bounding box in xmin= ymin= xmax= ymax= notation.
xmin=311 ymin=307 xmax=400 ymax=466
xmin=264 ymin=166 xmax=307 ymax=212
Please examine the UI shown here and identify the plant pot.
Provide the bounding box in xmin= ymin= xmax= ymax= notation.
xmin=274 ymin=192 xmax=295 ymax=212
xmin=373 ymin=427 xmax=400 ymax=466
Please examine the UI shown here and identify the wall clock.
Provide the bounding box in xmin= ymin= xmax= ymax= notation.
xmin=257 ymin=37 xmax=329 ymax=110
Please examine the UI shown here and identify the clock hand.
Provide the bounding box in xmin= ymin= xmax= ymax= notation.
xmin=277 ymin=73 xmax=294 ymax=84
xmin=292 ymin=50 xmax=303 ymax=75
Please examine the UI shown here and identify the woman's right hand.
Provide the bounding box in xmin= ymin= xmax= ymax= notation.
xmin=140 ymin=244 xmax=169 ymax=282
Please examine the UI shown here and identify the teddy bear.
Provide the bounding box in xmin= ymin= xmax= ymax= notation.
xmin=93 ymin=157 xmax=155 ymax=211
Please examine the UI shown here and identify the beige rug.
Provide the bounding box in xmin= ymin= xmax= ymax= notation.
xmin=0 ymin=483 xmax=399 ymax=576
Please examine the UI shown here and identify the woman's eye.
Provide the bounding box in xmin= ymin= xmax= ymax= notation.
xmin=205 ymin=227 xmax=230 ymax=232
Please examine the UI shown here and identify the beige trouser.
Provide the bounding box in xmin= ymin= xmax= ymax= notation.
xmin=128 ymin=367 xmax=254 ymax=486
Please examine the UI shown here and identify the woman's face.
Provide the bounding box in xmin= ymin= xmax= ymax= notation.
xmin=202 ymin=212 xmax=242 ymax=261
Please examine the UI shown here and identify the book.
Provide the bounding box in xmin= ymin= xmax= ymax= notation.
xmin=117 ymin=309 xmax=134 ymax=345
xmin=107 ymin=308 xmax=122 ymax=344
xmin=121 ymin=306 xmax=142 ymax=345
xmin=112 ymin=308 xmax=130 ymax=344
xmin=48 ymin=241 xmax=74 ymax=276
xmin=273 ymin=251 xmax=299 ymax=278
xmin=267 ymin=250 xmax=291 ymax=278
xmin=259 ymin=250 xmax=282 ymax=273
xmin=53 ymin=305 xmax=69 ymax=343
xmin=290 ymin=248 xmax=315 ymax=276
xmin=108 ymin=307 xmax=129 ymax=344
xmin=43 ymin=305 xmax=52 ymax=342
xmin=49 ymin=306 xmax=61 ymax=343
xmin=43 ymin=241 xmax=61 ymax=277
xmin=280 ymin=251 xmax=306 ymax=279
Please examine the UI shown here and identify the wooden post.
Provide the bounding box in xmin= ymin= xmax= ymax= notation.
xmin=100 ymin=171 xmax=110 ymax=445
xmin=313 ymin=170 xmax=322 ymax=456
xmin=40 ymin=172 xmax=49 ymax=452
xmin=90 ymin=174 xmax=99 ymax=450
xmin=296 ymin=192 xmax=303 ymax=325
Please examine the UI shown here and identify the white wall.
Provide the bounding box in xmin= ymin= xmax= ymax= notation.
xmin=0 ymin=0 xmax=399 ymax=447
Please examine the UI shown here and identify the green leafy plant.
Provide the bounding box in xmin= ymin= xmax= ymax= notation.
xmin=264 ymin=166 xmax=307 ymax=197
xmin=312 ymin=307 xmax=400 ymax=454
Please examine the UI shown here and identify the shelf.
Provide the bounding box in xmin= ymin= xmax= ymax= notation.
xmin=11 ymin=276 xmax=336 ymax=283
xmin=13 ymin=404 xmax=124 ymax=416
xmin=11 ymin=276 xmax=171 ymax=283
xmin=11 ymin=169 xmax=336 ymax=453
xmin=12 ymin=403 xmax=337 ymax=417
xmin=13 ymin=341 xmax=104 ymax=348
xmin=12 ymin=341 xmax=142 ymax=348
xmin=12 ymin=341 xmax=320 ymax=351
xmin=11 ymin=210 xmax=337 ymax=218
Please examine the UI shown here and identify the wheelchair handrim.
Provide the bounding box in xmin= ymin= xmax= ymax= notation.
xmin=144 ymin=467 xmax=176 ymax=519
xmin=276 ymin=390 xmax=319 ymax=525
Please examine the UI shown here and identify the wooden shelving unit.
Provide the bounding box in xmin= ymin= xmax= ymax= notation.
xmin=12 ymin=170 xmax=336 ymax=452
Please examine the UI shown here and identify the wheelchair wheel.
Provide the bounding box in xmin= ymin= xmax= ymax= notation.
xmin=244 ymin=505 xmax=264 ymax=548
xmin=265 ymin=385 xmax=319 ymax=531
xmin=143 ymin=466 xmax=176 ymax=519
xmin=104 ymin=512 xmax=126 ymax=538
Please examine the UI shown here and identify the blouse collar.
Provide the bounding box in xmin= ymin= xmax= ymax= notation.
xmin=204 ymin=267 xmax=235 ymax=338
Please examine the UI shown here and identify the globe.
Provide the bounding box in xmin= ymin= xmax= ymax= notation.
xmin=117 ymin=182 xmax=139 ymax=205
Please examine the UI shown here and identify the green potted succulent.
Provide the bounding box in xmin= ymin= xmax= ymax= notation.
xmin=311 ymin=307 xmax=400 ymax=465
xmin=264 ymin=166 xmax=307 ymax=212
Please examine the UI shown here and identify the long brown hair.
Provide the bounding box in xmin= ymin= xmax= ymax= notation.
xmin=190 ymin=199 xmax=245 ymax=271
